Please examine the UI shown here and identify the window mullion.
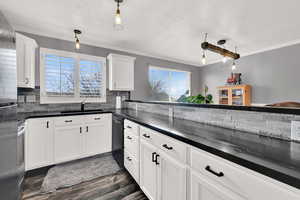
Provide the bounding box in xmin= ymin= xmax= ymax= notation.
xmin=75 ymin=55 xmax=80 ymax=101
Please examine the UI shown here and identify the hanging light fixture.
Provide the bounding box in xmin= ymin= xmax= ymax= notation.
xmin=231 ymin=46 xmax=238 ymax=70
xmin=114 ymin=0 xmax=124 ymax=30
xmin=201 ymin=35 xmax=240 ymax=63
xmin=232 ymin=60 xmax=236 ymax=70
xmin=201 ymin=33 xmax=208 ymax=65
xmin=74 ymin=29 xmax=81 ymax=50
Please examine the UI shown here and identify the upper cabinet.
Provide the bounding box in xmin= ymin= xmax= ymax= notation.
xmin=107 ymin=53 xmax=136 ymax=91
xmin=16 ymin=33 xmax=38 ymax=88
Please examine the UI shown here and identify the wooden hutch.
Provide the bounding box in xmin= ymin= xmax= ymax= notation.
xmin=217 ymin=85 xmax=251 ymax=106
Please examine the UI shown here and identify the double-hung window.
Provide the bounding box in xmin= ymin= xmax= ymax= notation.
xmin=148 ymin=66 xmax=191 ymax=102
xmin=40 ymin=48 xmax=106 ymax=104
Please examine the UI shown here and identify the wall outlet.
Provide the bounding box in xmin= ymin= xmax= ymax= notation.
xmin=291 ymin=121 xmax=300 ymax=141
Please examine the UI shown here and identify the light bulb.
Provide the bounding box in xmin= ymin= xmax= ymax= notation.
xmin=75 ymin=38 xmax=80 ymax=50
xmin=115 ymin=9 xmax=122 ymax=25
xmin=222 ymin=56 xmax=228 ymax=63
xmin=201 ymin=53 xmax=206 ymax=65
xmin=232 ymin=61 xmax=236 ymax=70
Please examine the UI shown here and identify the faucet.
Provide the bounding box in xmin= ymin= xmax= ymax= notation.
xmin=81 ymin=99 xmax=86 ymax=112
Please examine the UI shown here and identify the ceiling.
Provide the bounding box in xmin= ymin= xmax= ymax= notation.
xmin=1 ymin=0 xmax=300 ymax=66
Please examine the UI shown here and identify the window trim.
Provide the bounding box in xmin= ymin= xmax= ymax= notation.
xmin=40 ymin=48 xmax=106 ymax=104
xmin=148 ymin=65 xmax=192 ymax=102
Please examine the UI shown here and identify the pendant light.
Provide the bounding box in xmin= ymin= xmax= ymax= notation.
xmin=74 ymin=29 xmax=81 ymax=50
xmin=232 ymin=60 xmax=236 ymax=70
xmin=114 ymin=0 xmax=124 ymax=30
xmin=231 ymin=46 xmax=238 ymax=70
xmin=201 ymin=33 xmax=208 ymax=65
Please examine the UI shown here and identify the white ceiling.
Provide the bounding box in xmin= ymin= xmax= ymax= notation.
xmin=1 ymin=0 xmax=300 ymax=66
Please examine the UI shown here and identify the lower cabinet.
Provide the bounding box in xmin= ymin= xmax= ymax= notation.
xmin=25 ymin=113 xmax=112 ymax=170
xmin=190 ymin=170 xmax=244 ymax=200
xmin=25 ymin=118 xmax=54 ymax=171
xmin=54 ymin=125 xmax=83 ymax=164
xmin=158 ymin=151 xmax=186 ymax=200
xmin=139 ymin=139 xmax=187 ymax=200
xmin=84 ymin=119 xmax=112 ymax=157
xmin=140 ymin=140 xmax=158 ymax=200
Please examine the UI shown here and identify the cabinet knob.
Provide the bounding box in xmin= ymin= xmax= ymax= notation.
xmin=127 ymin=136 xmax=132 ymax=140
xmin=143 ymin=134 xmax=150 ymax=138
xmin=126 ymin=157 xmax=132 ymax=162
xmin=46 ymin=121 xmax=49 ymax=128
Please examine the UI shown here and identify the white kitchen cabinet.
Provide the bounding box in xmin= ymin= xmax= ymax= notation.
xmin=158 ymin=151 xmax=186 ymax=200
xmin=84 ymin=114 xmax=112 ymax=157
xmin=108 ymin=54 xmax=135 ymax=91
xmin=139 ymin=133 xmax=187 ymax=200
xmin=25 ymin=113 xmax=112 ymax=169
xmin=16 ymin=33 xmax=37 ymax=88
xmin=54 ymin=125 xmax=83 ymax=164
xmin=25 ymin=118 xmax=54 ymax=171
xmin=190 ymin=170 xmax=245 ymax=200
xmin=140 ymin=140 xmax=158 ymax=200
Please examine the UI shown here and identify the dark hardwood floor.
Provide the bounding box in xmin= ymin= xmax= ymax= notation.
xmin=22 ymin=170 xmax=148 ymax=200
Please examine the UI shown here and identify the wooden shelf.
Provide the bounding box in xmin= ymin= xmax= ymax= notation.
xmin=217 ymin=85 xmax=251 ymax=106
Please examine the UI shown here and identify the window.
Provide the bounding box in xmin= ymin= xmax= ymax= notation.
xmin=148 ymin=66 xmax=191 ymax=102
xmin=40 ymin=48 xmax=106 ymax=104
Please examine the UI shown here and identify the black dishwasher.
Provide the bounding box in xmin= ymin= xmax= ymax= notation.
xmin=112 ymin=114 xmax=124 ymax=168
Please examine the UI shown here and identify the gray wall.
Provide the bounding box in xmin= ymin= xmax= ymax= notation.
xmin=199 ymin=43 xmax=300 ymax=105
xmin=20 ymin=32 xmax=202 ymax=100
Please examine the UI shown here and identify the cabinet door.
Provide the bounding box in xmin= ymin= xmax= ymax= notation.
xmin=109 ymin=54 xmax=135 ymax=91
xmin=25 ymin=118 xmax=54 ymax=170
xmin=84 ymin=121 xmax=112 ymax=157
xmin=54 ymin=125 xmax=83 ymax=163
xmin=158 ymin=151 xmax=186 ymax=200
xmin=190 ymin=171 xmax=245 ymax=200
xmin=16 ymin=33 xmax=36 ymax=88
xmin=140 ymin=140 xmax=158 ymax=200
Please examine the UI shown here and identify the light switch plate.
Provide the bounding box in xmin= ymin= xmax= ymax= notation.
xmin=291 ymin=121 xmax=300 ymax=141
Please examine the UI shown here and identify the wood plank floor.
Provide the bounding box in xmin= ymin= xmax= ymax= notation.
xmin=22 ymin=170 xmax=148 ymax=200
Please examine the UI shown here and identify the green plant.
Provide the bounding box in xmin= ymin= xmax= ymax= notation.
xmin=177 ymin=93 xmax=213 ymax=104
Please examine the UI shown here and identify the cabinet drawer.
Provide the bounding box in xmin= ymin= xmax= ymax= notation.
xmin=84 ymin=113 xmax=111 ymax=124
xmin=190 ymin=148 xmax=300 ymax=200
xmin=157 ymin=134 xmax=187 ymax=163
xmin=124 ymin=120 xmax=139 ymax=136
xmin=124 ymin=130 xmax=139 ymax=159
xmin=124 ymin=150 xmax=139 ymax=184
xmin=54 ymin=116 xmax=83 ymax=126
xmin=140 ymin=126 xmax=159 ymax=146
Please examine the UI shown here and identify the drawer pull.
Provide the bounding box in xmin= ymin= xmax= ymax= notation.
xmin=46 ymin=121 xmax=49 ymax=128
xmin=155 ymin=154 xmax=160 ymax=165
xmin=65 ymin=120 xmax=73 ymax=123
xmin=126 ymin=125 xmax=132 ymax=129
xmin=127 ymin=136 xmax=132 ymax=140
xmin=162 ymin=144 xmax=173 ymax=150
xmin=80 ymin=127 xmax=82 ymax=133
xmin=205 ymin=166 xmax=224 ymax=177
xmin=143 ymin=134 xmax=150 ymax=138
xmin=94 ymin=117 xmax=101 ymax=120
xmin=152 ymin=152 xmax=157 ymax=163
xmin=126 ymin=157 xmax=132 ymax=161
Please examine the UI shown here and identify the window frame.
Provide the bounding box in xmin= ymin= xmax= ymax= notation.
xmin=40 ymin=48 xmax=106 ymax=104
xmin=148 ymin=65 xmax=191 ymax=102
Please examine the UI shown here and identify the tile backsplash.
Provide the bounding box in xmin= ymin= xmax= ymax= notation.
xmin=125 ymin=102 xmax=299 ymax=141
xmin=18 ymin=87 xmax=129 ymax=114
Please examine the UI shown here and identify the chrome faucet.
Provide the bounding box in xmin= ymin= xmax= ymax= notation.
xmin=81 ymin=99 xmax=86 ymax=112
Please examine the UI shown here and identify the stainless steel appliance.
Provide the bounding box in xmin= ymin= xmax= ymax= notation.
xmin=112 ymin=114 xmax=124 ymax=168
xmin=0 ymin=11 xmax=23 ymax=199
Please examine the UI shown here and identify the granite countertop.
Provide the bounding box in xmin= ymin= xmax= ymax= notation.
xmin=22 ymin=109 xmax=300 ymax=189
